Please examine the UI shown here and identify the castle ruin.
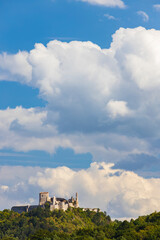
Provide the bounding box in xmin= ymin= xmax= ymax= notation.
xmin=11 ymin=192 xmax=79 ymax=213
xmin=39 ymin=192 xmax=79 ymax=211
xmin=11 ymin=192 xmax=100 ymax=214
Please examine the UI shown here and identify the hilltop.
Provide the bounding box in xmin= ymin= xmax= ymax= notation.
xmin=1 ymin=207 xmax=160 ymax=239
xmin=0 ymin=206 xmax=110 ymax=240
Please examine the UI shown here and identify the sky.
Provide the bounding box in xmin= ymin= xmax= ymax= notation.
xmin=1 ymin=0 xmax=160 ymax=219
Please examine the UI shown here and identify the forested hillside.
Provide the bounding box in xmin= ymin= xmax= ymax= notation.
xmin=1 ymin=206 xmax=160 ymax=239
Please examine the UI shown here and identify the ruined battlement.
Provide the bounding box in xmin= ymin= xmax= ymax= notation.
xmin=11 ymin=192 xmax=79 ymax=213
xmin=11 ymin=192 xmax=100 ymax=214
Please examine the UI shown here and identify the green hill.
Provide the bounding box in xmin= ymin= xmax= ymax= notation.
xmin=0 ymin=207 xmax=110 ymax=240
xmin=1 ymin=207 xmax=160 ymax=239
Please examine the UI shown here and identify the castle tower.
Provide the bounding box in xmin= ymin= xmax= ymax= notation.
xmin=53 ymin=196 xmax=56 ymax=205
xmin=75 ymin=192 xmax=79 ymax=208
xmin=39 ymin=192 xmax=50 ymax=205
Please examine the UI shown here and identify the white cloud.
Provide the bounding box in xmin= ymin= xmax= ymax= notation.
xmin=0 ymin=51 xmax=32 ymax=83
xmin=106 ymin=100 xmax=132 ymax=118
xmin=0 ymin=166 xmax=42 ymax=210
xmin=77 ymin=0 xmax=125 ymax=8
xmin=0 ymin=185 xmax=9 ymax=191
xmin=153 ymin=4 xmax=160 ymax=11
xmin=1 ymin=27 xmax=160 ymax=168
xmin=137 ymin=11 xmax=149 ymax=22
xmin=111 ymin=27 xmax=160 ymax=90
xmin=0 ymin=106 xmax=151 ymax=163
xmin=1 ymin=163 xmax=160 ymax=219
xmin=104 ymin=13 xmax=116 ymax=20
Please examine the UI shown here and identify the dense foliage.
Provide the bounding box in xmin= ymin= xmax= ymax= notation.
xmin=1 ymin=207 xmax=160 ymax=239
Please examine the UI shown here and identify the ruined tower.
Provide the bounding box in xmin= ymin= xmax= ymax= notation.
xmin=75 ymin=192 xmax=79 ymax=208
xmin=39 ymin=192 xmax=50 ymax=205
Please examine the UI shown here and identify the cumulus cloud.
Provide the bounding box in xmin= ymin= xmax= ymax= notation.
xmin=1 ymin=27 xmax=160 ymax=170
xmin=1 ymin=163 xmax=160 ymax=219
xmin=0 ymin=166 xmax=42 ymax=210
xmin=76 ymin=0 xmax=125 ymax=8
xmin=0 ymin=51 xmax=32 ymax=83
xmin=137 ymin=11 xmax=149 ymax=22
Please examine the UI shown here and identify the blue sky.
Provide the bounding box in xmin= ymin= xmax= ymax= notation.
xmin=1 ymin=0 xmax=160 ymax=218
xmin=1 ymin=0 xmax=160 ymax=54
